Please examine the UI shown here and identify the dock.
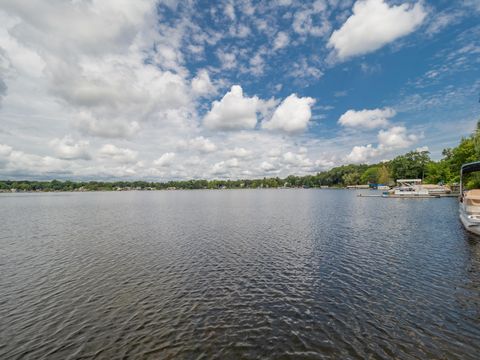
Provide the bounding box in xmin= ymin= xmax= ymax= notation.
xmin=357 ymin=193 xmax=459 ymax=199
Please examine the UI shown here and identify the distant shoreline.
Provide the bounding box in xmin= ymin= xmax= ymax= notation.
xmin=1 ymin=186 xmax=348 ymax=193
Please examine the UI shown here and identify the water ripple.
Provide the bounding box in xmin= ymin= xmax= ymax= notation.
xmin=0 ymin=190 xmax=479 ymax=359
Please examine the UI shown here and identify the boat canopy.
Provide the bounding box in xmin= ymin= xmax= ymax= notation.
xmin=396 ymin=179 xmax=422 ymax=184
xmin=460 ymin=161 xmax=480 ymax=194
xmin=397 ymin=179 xmax=422 ymax=182
xmin=461 ymin=161 xmax=480 ymax=175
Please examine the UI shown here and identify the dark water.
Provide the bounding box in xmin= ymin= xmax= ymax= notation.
xmin=1 ymin=190 xmax=479 ymax=359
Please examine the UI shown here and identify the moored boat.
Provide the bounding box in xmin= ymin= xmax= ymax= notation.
xmin=383 ymin=179 xmax=439 ymax=198
xmin=459 ymin=161 xmax=480 ymax=235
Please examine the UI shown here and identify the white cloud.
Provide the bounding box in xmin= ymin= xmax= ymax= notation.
xmin=0 ymin=0 xmax=453 ymax=181
xmin=226 ymin=147 xmax=252 ymax=158
xmin=203 ymin=85 xmax=259 ymax=131
xmin=416 ymin=145 xmax=429 ymax=152
xmin=1 ymin=0 xmax=192 ymax=141
xmin=0 ymin=143 xmax=12 ymax=168
xmin=224 ymin=2 xmax=236 ymax=21
xmin=346 ymin=144 xmax=380 ymax=163
xmin=154 ymin=152 xmax=176 ymax=167
xmin=346 ymin=125 xmax=421 ymax=163
xmin=273 ymin=31 xmax=290 ymax=50
xmin=98 ymin=144 xmax=138 ymax=164
xmin=217 ymin=50 xmax=237 ymax=69
xmin=282 ymin=151 xmax=313 ymax=168
xmin=338 ymin=108 xmax=396 ymax=129
xmin=0 ymin=0 xmax=156 ymax=56
xmin=289 ymin=58 xmax=323 ymax=81
xmin=75 ymin=112 xmax=141 ymax=139
xmin=191 ymin=69 xmax=216 ymax=96
xmin=328 ymin=0 xmax=427 ymax=60
xmin=0 ymin=143 xmax=70 ymax=176
xmin=425 ymin=10 xmax=463 ymax=36
xmin=261 ymin=161 xmax=277 ymax=172
xmin=293 ymin=4 xmax=331 ymax=37
xmin=229 ymin=24 xmax=251 ymax=38
xmin=49 ymin=136 xmax=91 ymax=160
xmin=315 ymin=158 xmax=335 ymax=170
xmin=262 ymin=94 xmax=315 ymax=133
xmin=191 ymin=136 xmax=218 ymax=153
xmin=249 ymin=53 xmax=265 ymax=75
xmin=378 ymin=125 xmax=419 ymax=149
xmin=179 ymin=136 xmax=218 ymax=153
xmin=211 ymin=158 xmax=240 ymax=175
xmin=0 ymin=143 xmax=12 ymax=156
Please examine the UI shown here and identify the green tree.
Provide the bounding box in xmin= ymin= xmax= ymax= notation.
xmin=360 ymin=167 xmax=379 ymax=184
xmin=424 ymin=161 xmax=451 ymax=184
xmin=390 ymin=151 xmax=431 ymax=180
xmin=342 ymin=172 xmax=361 ymax=185
xmin=377 ymin=164 xmax=391 ymax=185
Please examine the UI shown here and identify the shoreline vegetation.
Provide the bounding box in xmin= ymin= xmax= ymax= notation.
xmin=2 ymin=122 xmax=479 ymax=193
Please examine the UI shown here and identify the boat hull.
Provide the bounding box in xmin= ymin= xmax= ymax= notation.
xmin=459 ymin=209 xmax=480 ymax=235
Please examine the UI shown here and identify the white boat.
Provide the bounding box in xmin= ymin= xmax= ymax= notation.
xmin=388 ymin=179 xmax=432 ymax=197
xmin=422 ymin=184 xmax=451 ymax=195
xmin=459 ymin=161 xmax=480 ymax=235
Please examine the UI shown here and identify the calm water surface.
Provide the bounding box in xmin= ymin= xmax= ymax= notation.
xmin=0 ymin=190 xmax=479 ymax=359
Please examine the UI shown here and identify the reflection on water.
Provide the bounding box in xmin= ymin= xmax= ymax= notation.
xmin=0 ymin=190 xmax=479 ymax=359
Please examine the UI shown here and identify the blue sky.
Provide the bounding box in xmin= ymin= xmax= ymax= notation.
xmin=0 ymin=0 xmax=479 ymax=180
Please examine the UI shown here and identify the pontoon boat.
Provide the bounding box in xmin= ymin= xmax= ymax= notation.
xmin=385 ymin=179 xmax=433 ymax=197
xmin=459 ymin=161 xmax=480 ymax=235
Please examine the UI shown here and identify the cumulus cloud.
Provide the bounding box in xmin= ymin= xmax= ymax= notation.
xmin=261 ymin=161 xmax=277 ymax=172
xmin=346 ymin=125 xmax=421 ymax=163
xmin=191 ymin=69 xmax=216 ymax=97
xmin=211 ymin=158 xmax=240 ymax=175
xmin=416 ymin=145 xmax=429 ymax=152
xmin=282 ymin=151 xmax=313 ymax=168
xmin=180 ymin=136 xmax=218 ymax=153
xmin=75 ymin=112 xmax=141 ymax=139
xmin=226 ymin=147 xmax=252 ymax=158
xmin=0 ymin=1 xmax=449 ymax=180
xmin=328 ymin=0 xmax=427 ymax=60
xmin=1 ymin=0 xmax=192 ymax=140
xmin=346 ymin=144 xmax=380 ymax=163
xmin=98 ymin=144 xmax=138 ymax=164
xmin=1 ymin=0 xmax=155 ymax=56
xmin=203 ymin=85 xmax=259 ymax=130
xmin=338 ymin=108 xmax=396 ymax=129
xmin=154 ymin=152 xmax=176 ymax=167
xmin=49 ymin=136 xmax=91 ymax=160
xmin=262 ymin=94 xmax=315 ymax=133
xmin=0 ymin=143 xmax=70 ymax=176
xmin=378 ymin=126 xmax=419 ymax=149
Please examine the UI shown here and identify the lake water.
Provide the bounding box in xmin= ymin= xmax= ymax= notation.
xmin=1 ymin=190 xmax=479 ymax=359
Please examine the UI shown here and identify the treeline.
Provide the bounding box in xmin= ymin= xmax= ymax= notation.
xmin=1 ymin=122 xmax=479 ymax=192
